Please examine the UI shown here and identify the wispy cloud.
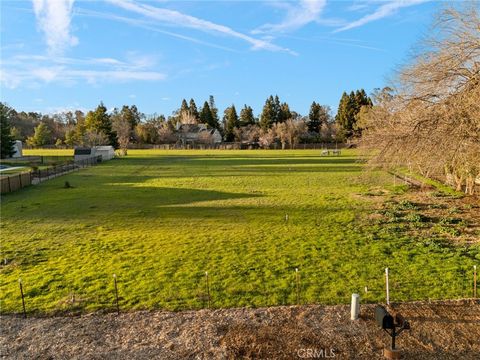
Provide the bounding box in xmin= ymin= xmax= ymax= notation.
xmin=105 ymin=0 xmax=296 ymax=55
xmin=0 ymin=54 xmax=166 ymax=88
xmin=283 ymin=34 xmax=385 ymax=52
xmin=334 ymin=0 xmax=428 ymax=33
xmin=75 ymin=8 xmax=240 ymax=54
xmin=32 ymin=0 xmax=78 ymax=54
xmin=253 ymin=0 xmax=327 ymax=34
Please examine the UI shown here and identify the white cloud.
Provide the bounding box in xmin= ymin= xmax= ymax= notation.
xmin=334 ymin=0 xmax=428 ymax=33
xmin=31 ymin=66 xmax=63 ymax=82
xmin=75 ymin=8 xmax=241 ymax=53
xmin=32 ymin=0 xmax=78 ymax=54
xmin=105 ymin=0 xmax=296 ymax=55
xmin=0 ymin=54 xmax=166 ymax=88
xmin=253 ymin=0 xmax=327 ymax=34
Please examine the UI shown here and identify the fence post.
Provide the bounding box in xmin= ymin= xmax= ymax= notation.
xmin=113 ymin=274 xmax=120 ymax=314
xmin=474 ymin=265 xmax=477 ymax=298
xmin=385 ymin=267 xmax=390 ymax=305
xmin=7 ymin=176 xmax=11 ymax=193
xmin=295 ymin=268 xmax=300 ymax=305
xmin=205 ymin=271 xmax=211 ymax=309
xmin=19 ymin=279 xmax=26 ymax=318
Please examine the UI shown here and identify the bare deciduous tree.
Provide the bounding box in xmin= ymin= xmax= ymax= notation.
xmin=157 ymin=123 xmax=177 ymax=144
xmin=360 ymin=4 xmax=480 ymax=194
xmin=112 ymin=117 xmax=130 ymax=155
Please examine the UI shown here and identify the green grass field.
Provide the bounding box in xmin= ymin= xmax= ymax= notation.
xmin=1 ymin=150 xmax=478 ymax=314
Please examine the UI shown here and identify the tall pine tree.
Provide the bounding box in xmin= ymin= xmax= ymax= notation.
xmin=223 ymin=105 xmax=239 ymax=142
xmin=308 ymin=102 xmax=322 ymax=133
xmin=208 ymin=95 xmax=220 ymax=127
xmin=279 ymin=102 xmax=291 ymax=123
xmin=85 ymin=102 xmax=118 ymax=147
xmin=0 ymin=103 xmax=16 ymax=158
xmin=189 ymin=99 xmax=199 ymax=121
xmin=180 ymin=99 xmax=189 ymax=115
xmin=200 ymin=101 xmax=217 ymax=129
xmin=259 ymin=96 xmax=275 ymax=130
xmin=308 ymin=102 xmax=331 ymax=133
xmin=239 ymin=105 xmax=255 ymax=126
xmin=335 ymin=89 xmax=372 ymax=140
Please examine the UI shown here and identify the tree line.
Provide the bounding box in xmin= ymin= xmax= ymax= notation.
xmin=1 ymin=91 xmax=372 ymax=157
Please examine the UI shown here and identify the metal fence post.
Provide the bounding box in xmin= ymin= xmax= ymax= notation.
xmin=205 ymin=271 xmax=211 ymax=309
xmin=113 ymin=274 xmax=120 ymax=314
xmin=19 ymin=279 xmax=26 ymax=318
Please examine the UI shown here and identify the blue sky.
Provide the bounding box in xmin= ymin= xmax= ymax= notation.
xmin=1 ymin=0 xmax=441 ymax=117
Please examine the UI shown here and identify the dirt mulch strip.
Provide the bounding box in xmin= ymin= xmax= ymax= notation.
xmin=1 ymin=299 xmax=479 ymax=359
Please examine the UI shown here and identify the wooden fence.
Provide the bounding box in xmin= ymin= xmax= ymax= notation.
xmin=0 ymin=172 xmax=32 ymax=194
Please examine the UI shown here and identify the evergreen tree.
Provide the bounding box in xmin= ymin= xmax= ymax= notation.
xmin=189 ymin=99 xmax=199 ymax=121
xmin=199 ymin=101 xmax=215 ymax=128
xmin=64 ymin=129 xmax=77 ymax=147
xmin=208 ymin=95 xmax=219 ymax=126
xmin=239 ymin=105 xmax=255 ymax=126
xmin=335 ymin=89 xmax=372 ymax=140
xmin=308 ymin=101 xmax=322 ymax=133
xmin=223 ymin=105 xmax=239 ymax=142
xmin=180 ymin=99 xmax=189 ymax=115
xmin=279 ymin=102 xmax=291 ymax=123
xmin=27 ymin=122 xmax=51 ymax=147
xmin=0 ymin=103 xmax=16 ymax=158
xmin=308 ymin=102 xmax=331 ymax=133
xmin=119 ymin=105 xmax=142 ymax=131
xmin=85 ymin=102 xmax=118 ymax=147
xmin=272 ymin=95 xmax=282 ymax=123
xmin=259 ymin=96 xmax=275 ymax=130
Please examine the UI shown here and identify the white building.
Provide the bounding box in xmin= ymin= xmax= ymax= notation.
xmin=12 ymin=140 xmax=23 ymax=158
xmin=94 ymin=146 xmax=115 ymax=160
xmin=74 ymin=147 xmax=96 ymax=162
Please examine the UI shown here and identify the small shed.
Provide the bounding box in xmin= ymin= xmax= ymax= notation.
xmin=12 ymin=140 xmax=23 ymax=158
xmin=94 ymin=146 xmax=115 ymax=161
xmin=74 ymin=147 xmax=95 ymax=162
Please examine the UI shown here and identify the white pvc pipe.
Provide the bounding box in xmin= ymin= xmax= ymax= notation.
xmin=385 ymin=268 xmax=390 ymax=305
xmin=351 ymin=293 xmax=360 ymax=320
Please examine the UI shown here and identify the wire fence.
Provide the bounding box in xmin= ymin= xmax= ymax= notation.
xmin=31 ymin=155 xmax=102 ymax=184
xmin=4 ymin=264 xmax=477 ymax=318
xmin=127 ymin=142 xmax=349 ymax=150
xmin=0 ymin=156 xmax=102 ymax=194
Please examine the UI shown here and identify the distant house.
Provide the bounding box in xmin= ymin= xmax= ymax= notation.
xmin=176 ymin=123 xmax=222 ymax=145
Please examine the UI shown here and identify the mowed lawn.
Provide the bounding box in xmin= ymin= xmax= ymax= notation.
xmin=1 ymin=150 xmax=478 ymax=314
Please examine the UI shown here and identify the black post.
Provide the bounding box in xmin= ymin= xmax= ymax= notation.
xmin=205 ymin=271 xmax=211 ymax=309
xmin=391 ymin=326 xmax=396 ymax=350
xmin=19 ymin=279 xmax=26 ymax=318
xmin=113 ymin=274 xmax=120 ymax=314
